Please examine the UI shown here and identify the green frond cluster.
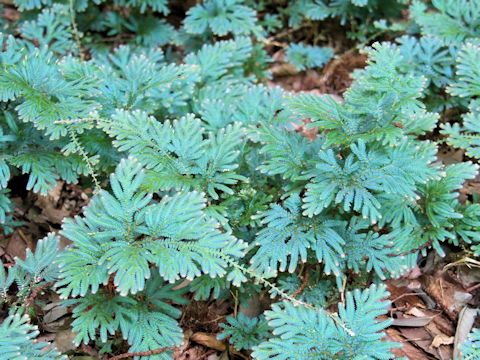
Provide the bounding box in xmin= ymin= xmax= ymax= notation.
xmin=410 ymin=0 xmax=480 ymax=43
xmin=1 ymin=234 xmax=62 ymax=305
xmin=0 ymin=235 xmax=63 ymax=359
xmin=184 ymin=0 xmax=259 ymax=37
xmin=253 ymin=284 xmax=398 ymax=359
xmin=0 ymin=313 xmax=65 ymax=360
xmin=103 ymin=111 xmax=246 ymax=200
xmin=447 ymin=42 xmax=480 ymax=99
xmin=56 ymin=158 xmax=246 ymax=354
xmin=218 ymin=313 xmax=270 ymax=350
xmin=285 ymin=43 xmax=333 ymax=71
xmin=289 ymin=43 xmax=438 ymax=146
xmin=14 ymin=0 xmax=169 ymax=13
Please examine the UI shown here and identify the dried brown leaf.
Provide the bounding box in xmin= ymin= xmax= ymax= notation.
xmin=190 ymin=332 xmax=226 ymax=351
xmin=430 ymin=334 xmax=454 ymax=348
xmin=392 ymin=316 xmax=435 ymax=327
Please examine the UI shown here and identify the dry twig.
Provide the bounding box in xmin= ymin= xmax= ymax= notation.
xmin=291 ymin=271 xmax=310 ymax=298
xmin=108 ymin=346 xmax=175 ymax=360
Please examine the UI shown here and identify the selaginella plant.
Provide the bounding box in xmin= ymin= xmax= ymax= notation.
xmin=0 ymin=235 xmax=65 ymax=359
xmin=56 ymin=157 xmax=247 ymax=358
xmin=441 ymin=41 xmax=480 ymax=161
xmin=381 ymin=1 xmax=480 ymax=160
xmin=245 ymin=41 xmax=479 ymax=358
xmin=1 ymin=0 xmax=480 ymax=359
xmin=53 ymin=41 xmax=479 ymax=358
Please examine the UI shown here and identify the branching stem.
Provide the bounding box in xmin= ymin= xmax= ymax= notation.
xmin=66 ymin=124 xmax=101 ymax=193
xmin=225 ymin=257 xmax=355 ymax=336
xmin=69 ymin=0 xmax=84 ymax=59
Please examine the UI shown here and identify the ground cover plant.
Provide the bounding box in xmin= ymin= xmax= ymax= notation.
xmin=0 ymin=0 xmax=479 ymax=359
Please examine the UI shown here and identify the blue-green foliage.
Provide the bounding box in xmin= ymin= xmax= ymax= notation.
xmin=285 ymin=0 xmax=364 ymax=25
xmin=14 ymin=0 xmax=169 ymax=13
xmin=251 ymin=193 xmax=346 ymax=277
xmin=13 ymin=0 xmax=52 ymax=11
xmin=0 ymin=109 xmax=91 ymax=196
xmin=367 ymin=1 xmax=480 ymax=112
xmin=56 ymin=158 xmax=246 ymax=355
xmin=2 ymin=0 xmax=480 ymax=359
xmin=13 ymin=234 xmax=61 ymax=285
xmin=285 ymin=43 xmax=333 ymax=71
xmin=401 ymin=2 xmax=480 ymax=174
xmin=410 ymin=0 xmax=480 ymax=43
xmin=253 ymin=284 xmax=397 ymax=359
xmin=20 ymin=4 xmax=76 ymax=55
xmin=218 ymin=313 xmax=270 ymax=350
xmin=103 ymin=111 xmax=245 ymax=200
xmin=302 ymin=140 xmax=434 ymax=222
xmin=448 ymin=42 xmax=480 ymax=99
xmin=391 ymin=0 xmax=480 ymax=175
xmin=462 ymin=328 xmax=480 ymax=359
xmin=58 ymin=158 xmax=247 ymax=295
xmin=240 ymin=38 xmax=478 ymax=359
xmin=440 ymin=43 xmax=480 ymax=159
xmin=248 ymin=41 xmax=478 ymax=329
xmin=396 ymin=36 xmax=455 ymax=90
xmin=274 ymin=273 xmax=333 ymax=306
xmin=391 ymin=0 xmax=480 ymax=256
xmin=441 ymin=101 xmax=480 ymax=159
xmin=0 ymin=27 xmax=270 ymax=224
xmin=283 ymin=0 xmax=406 ymax=39
xmin=450 ymin=203 xmax=480 ymax=250
xmin=184 ymin=0 xmax=258 ymax=37
xmin=0 ymin=37 xmax=97 ymax=139
xmin=0 ymin=235 xmax=63 ymax=360
xmin=68 ymin=273 xmax=188 ymax=358
xmin=256 ymin=42 xmax=472 ymax=262
xmin=289 ymin=43 xmax=438 ymax=146
xmin=114 ymin=0 xmax=170 ymax=14
xmin=1 ymin=234 xmax=61 ymax=304
xmin=0 ymin=313 xmax=65 ymax=360
xmin=0 ymin=31 xmax=100 ymax=209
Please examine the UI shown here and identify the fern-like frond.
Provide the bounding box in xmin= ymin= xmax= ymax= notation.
xmin=218 ymin=313 xmax=270 ymax=350
xmin=441 ymin=100 xmax=480 ymax=159
xmin=114 ymin=0 xmax=170 ymax=14
xmin=410 ymin=0 xmax=480 ymax=43
xmin=448 ymin=42 xmax=480 ymax=98
xmin=0 ymin=49 xmax=98 ymax=139
xmin=303 ymin=140 xmax=435 ymax=222
xmin=0 ymin=313 xmax=65 ymax=360
xmin=14 ymin=233 xmax=60 ymax=283
xmin=285 ymin=43 xmax=333 ymax=71
xmin=20 ymin=4 xmax=75 ymax=55
xmin=58 ymin=158 xmax=247 ymax=298
xmin=250 ymin=194 xmax=345 ymax=277
xmin=184 ymin=0 xmax=258 ymax=36
xmin=105 ymin=110 xmax=246 ymax=199
xmin=252 ymin=284 xmax=396 ymax=359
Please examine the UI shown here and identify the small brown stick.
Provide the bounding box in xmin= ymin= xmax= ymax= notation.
xmin=25 ymin=281 xmax=54 ymax=308
xmin=80 ymin=343 xmax=100 ymax=358
xmin=466 ymin=282 xmax=480 ymax=292
xmin=17 ymin=229 xmax=30 ymax=244
xmin=291 ymin=271 xmax=310 ymax=298
xmin=108 ymin=346 xmax=175 ymax=360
